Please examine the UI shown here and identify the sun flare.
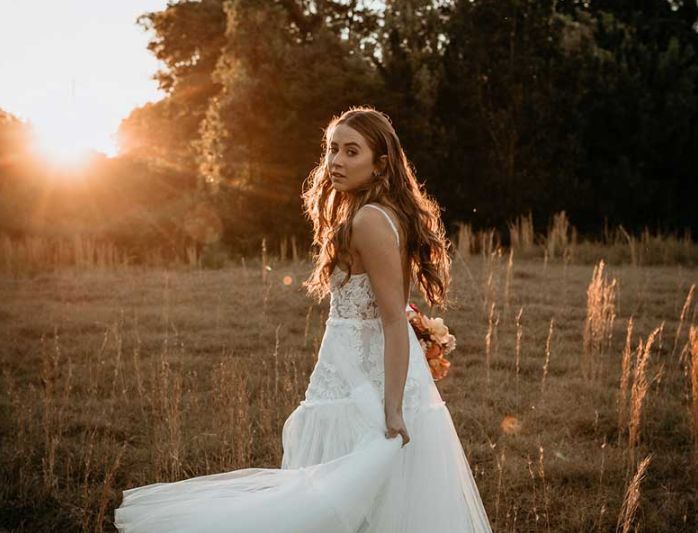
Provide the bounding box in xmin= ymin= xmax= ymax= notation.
xmin=29 ymin=114 xmax=107 ymax=168
xmin=33 ymin=133 xmax=90 ymax=167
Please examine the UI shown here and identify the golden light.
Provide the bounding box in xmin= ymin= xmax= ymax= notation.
xmin=3 ymin=2 xmax=168 ymax=173
xmin=282 ymin=275 xmax=293 ymax=286
xmin=32 ymin=134 xmax=89 ymax=168
xmin=29 ymin=113 xmax=104 ymax=169
xmin=183 ymin=203 xmax=223 ymax=244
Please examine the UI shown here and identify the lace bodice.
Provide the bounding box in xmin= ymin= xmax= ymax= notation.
xmin=307 ymin=268 xmax=424 ymax=413
xmin=329 ymin=269 xmax=380 ymax=320
xmin=303 ymin=203 xmax=428 ymax=412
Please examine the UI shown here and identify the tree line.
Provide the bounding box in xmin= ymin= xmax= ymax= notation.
xmin=1 ymin=0 xmax=697 ymax=259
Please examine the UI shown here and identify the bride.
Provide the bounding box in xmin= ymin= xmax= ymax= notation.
xmin=114 ymin=106 xmax=492 ymax=532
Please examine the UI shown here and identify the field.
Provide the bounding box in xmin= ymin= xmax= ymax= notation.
xmin=1 ymin=252 xmax=697 ymax=531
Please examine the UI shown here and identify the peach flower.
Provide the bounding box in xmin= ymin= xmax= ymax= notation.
xmin=425 ymin=341 xmax=443 ymax=360
xmin=443 ymin=333 xmax=456 ymax=354
xmin=428 ymin=356 xmax=451 ymax=381
xmin=424 ymin=316 xmax=450 ymax=343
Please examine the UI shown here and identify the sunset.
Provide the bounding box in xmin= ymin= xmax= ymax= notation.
xmin=0 ymin=0 xmax=166 ymax=160
xmin=1 ymin=1 xmax=697 ymax=532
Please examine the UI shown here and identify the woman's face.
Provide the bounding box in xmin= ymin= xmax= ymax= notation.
xmin=326 ymin=123 xmax=382 ymax=193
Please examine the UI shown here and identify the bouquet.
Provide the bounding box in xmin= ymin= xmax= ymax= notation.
xmin=406 ymin=303 xmax=456 ymax=381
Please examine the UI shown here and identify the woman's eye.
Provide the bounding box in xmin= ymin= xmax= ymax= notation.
xmin=327 ymin=147 xmax=356 ymax=156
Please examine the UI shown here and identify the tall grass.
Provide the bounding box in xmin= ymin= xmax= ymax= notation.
xmin=504 ymin=248 xmax=514 ymax=313
xmin=508 ymin=212 xmax=535 ymax=256
xmin=541 ymin=318 xmax=554 ymax=394
xmin=690 ymin=326 xmax=698 ymax=464
xmin=514 ymin=306 xmax=524 ymax=406
xmin=673 ymin=284 xmax=695 ymax=363
xmin=616 ymin=455 xmax=652 ymax=533
xmin=545 ymin=210 xmax=576 ymax=261
xmin=617 ymin=317 xmax=634 ymax=445
xmin=627 ymin=325 xmax=662 ymax=467
xmin=455 ymin=222 xmax=475 ymax=261
xmin=485 ymin=301 xmax=499 ymax=383
xmin=1 ymin=233 xmax=130 ymax=274
xmin=582 ymin=260 xmax=617 ymax=381
xmin=607 ymin=226 xmax=695 ymax=267
xmin=2 ymin=211 xmax=697 ymax=277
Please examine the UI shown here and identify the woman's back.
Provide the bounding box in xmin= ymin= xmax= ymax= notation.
xmin=335 ymin=202 xmax=412 ymax=306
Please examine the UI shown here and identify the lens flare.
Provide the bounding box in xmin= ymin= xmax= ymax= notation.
xmin=500 ymin=416 xmax=522 ymax=435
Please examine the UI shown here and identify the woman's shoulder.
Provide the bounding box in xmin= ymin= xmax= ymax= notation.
xmin=360 ymin=202 xmax=404 ymax=246
xmin=361 ymin=201 xmax=400 ymax=220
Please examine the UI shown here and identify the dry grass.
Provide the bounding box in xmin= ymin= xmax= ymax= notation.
xmin=545 ymin=210 xmax=576 ymax=262
xmin=485 ymin=301 xmax=499 ymax=383
xmin=515 ymin=306 xmax=524 ymax=406
xmin=456 ymin=222 xmax=475 ymax=261
xmin=541 ymin=318 xmax=554 ymax=394
xmin=504 ymin=248 xmax=514 ymax=313
xmin=0 ymin=234 xmax=197 ymax=275
xmin=3 ymin=212 xmax=697 ymax=279
xmin=1 ymin=254 xmax=697 ymax=531
xmin=627 ymin=325 xmax=662 ymax=468
xmin=583 ymin=259 xmax=617 ymax=381
xmin=617 ymin=317 xmax=634 ymax=444
xmin=508 ymin=212 xmax=535 ymax=256
xmin=674 ymin=284 xmax=695 ymax=363
xmin=616 ymin=454 xmax=652 ymax=533
xmin=690 ymin=326 xmax=698 ymax=465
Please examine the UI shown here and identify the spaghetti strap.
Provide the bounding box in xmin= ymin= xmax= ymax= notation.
xmin=364 ymin=204 xmax=400 ymax=247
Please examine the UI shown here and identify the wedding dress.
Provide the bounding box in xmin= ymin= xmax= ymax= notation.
xmin=114 ymin=204 xmax=493 ymax=533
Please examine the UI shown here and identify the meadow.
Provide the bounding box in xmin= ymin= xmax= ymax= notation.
xmin=1 ymin=228 xmax=697 ymax=532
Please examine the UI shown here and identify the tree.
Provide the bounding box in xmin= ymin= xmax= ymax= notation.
xmin=117 ymin=0 xmax=227 ymax=172
xmin=196 ymin=0 xmax=383 ymax=250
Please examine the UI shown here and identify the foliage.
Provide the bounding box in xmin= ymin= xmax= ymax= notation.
xmin=1 ymin=1 xmax=697 ymax=253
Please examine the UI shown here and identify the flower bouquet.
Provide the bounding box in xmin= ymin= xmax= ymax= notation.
xmin=406 ymin=303 xmax=456 ymax=381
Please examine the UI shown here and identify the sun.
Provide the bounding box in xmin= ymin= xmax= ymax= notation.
xmin=28 ymin=111 xmax=113 ymax=169
xmin=33 ymin=135 xmax=91 ymax=168
xmin=30 ymin=121 xmax=93 ymax=168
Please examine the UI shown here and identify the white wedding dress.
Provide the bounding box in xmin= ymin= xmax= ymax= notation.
xmin=114 ymin=204 xmax=492 ymax=533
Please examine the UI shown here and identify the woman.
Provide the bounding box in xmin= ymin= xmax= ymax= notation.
xmin=114 ymin=106 xmax=492 ymax=532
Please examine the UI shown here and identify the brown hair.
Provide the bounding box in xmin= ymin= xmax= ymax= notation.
xmin=301 ymin=105 xmax=452 ymax=309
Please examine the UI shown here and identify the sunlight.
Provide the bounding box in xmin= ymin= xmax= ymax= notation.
xmin=29 ymin=111 xmax=108 ymax=169
xmin=1 ymin=1 xmax=167 ymax=169
xmin=32 ymin=130 xmax=90 ymax=168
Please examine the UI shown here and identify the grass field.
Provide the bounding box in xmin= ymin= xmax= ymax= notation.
xmin=1 ymin=254 xmax=697 ymax=531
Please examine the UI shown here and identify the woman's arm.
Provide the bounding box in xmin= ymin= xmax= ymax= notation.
xmin=352 ymin=207 xmax=410 ymax=445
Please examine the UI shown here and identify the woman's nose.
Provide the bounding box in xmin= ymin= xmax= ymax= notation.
xmin=330 ymin=153 xmax=342 ymax=166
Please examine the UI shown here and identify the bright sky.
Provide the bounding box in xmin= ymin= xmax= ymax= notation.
xmin=0 ymin=0 xmax=169 ymax=161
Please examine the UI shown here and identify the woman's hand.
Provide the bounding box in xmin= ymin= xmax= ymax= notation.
xmin=385 ymin=411 xmax=410 ymax=447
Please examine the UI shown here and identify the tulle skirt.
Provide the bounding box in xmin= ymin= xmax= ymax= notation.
xmin=114 ymin=318 xmax=492 ymax=533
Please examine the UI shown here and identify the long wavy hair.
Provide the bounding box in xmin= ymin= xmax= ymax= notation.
xmin=301 ymin=106 xmax=452 ymax=309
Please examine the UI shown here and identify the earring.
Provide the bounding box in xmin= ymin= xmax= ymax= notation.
xmin=372 ymin=170 xmax=381 ymax=178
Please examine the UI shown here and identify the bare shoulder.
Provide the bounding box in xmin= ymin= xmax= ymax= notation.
xmin=351 ymin=205 xmax=393 ymax=244
xmin=359 ymin=202 xmax=403 ymax=243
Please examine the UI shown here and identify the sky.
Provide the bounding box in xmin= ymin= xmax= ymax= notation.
xmin=0 ymin=0 xmax=169 ymax=160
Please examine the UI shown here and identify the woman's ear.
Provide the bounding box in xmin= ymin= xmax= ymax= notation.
xmin=378 ymin=154 xmax=388 ymax=174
